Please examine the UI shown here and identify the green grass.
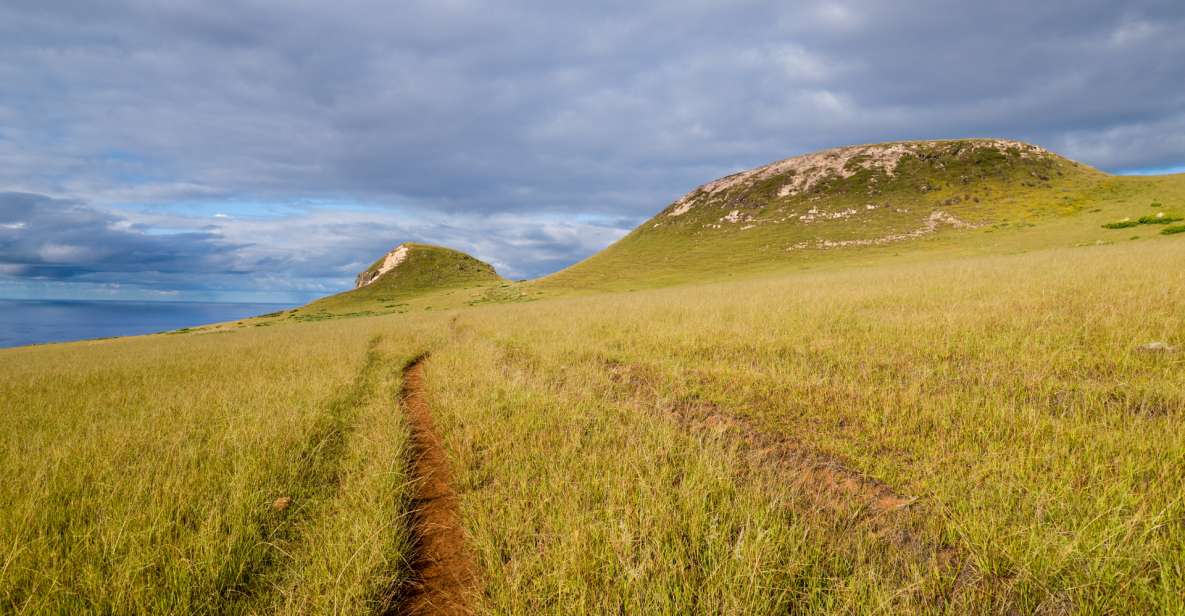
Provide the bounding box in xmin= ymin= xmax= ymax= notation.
xmin=294 ymin=243 xmax=504 ymax=319
xmin=3 ymin=142 xmax=1185 ymax=613
xmin=526 ymin=143 xmax=1184 ymax=297
xmin=1138 ymin=213 xmax=1184 ymax=225
xmin=1104 ymin=210 xmax=1184 ymax=230
xmin=528 ymin=139 xmax=1114 ymax=294
xmin=1163 ymin=224 xmax=1185 ymax=235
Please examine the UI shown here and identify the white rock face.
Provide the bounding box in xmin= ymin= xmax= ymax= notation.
xmin=664 ymin=139 xmax=1051 ymax=218
xmin=787 ymin=210 xmax=978 ymax=251
xmin=355 ymin=244 xmax=410 ymax=288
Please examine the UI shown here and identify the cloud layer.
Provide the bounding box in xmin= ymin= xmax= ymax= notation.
xmin=1 ymin=1 xmax=1183 ymax=299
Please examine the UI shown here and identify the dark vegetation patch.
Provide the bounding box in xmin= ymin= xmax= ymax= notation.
xmin=1137 ymin=214 xmax=1183 ymax=225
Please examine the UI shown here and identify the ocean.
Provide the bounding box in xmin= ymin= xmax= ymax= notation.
xmin=0 ymin=299 xmax=293 ymax=349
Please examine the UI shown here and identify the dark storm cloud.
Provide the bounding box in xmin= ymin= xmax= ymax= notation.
xmin=0 ymin=192 xmax=245 ymax=285
xmin=0 ymin=1 xmax=1183 ymax=295
xmin=0 ymin=190 xmax=626 ymax=298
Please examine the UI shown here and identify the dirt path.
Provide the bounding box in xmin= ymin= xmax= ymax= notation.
xmin=388 ymin=356 xmax=478 ymax=616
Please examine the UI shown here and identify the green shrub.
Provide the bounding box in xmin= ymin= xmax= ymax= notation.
xmin=1150 ymin=202 xmax=1163 ymax=208
xmin=1161 ymin=224 xmax=1185 ymax=235
xmin=1102 ymin=219 xmax=1139 ymax=229
xmin=1138 ymin=213 xmax=1183 ymax=225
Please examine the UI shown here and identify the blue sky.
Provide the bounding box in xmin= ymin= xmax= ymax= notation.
xmin=1 ymin=1 xmax=1183 ymax=302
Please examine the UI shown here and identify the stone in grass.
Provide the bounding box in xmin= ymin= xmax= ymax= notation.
xmin=1136 ymin=341 xmax=1177 ymax=353
xmin=272 ymin=496 xmax=293 ymax=512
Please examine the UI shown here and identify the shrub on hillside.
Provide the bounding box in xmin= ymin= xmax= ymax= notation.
xmin=1102 ymin=219 xmax=1139 ymax=229
xmin=1138 ymin=213 xmax=1183 ymax=225
xmin=1161 ymin=224 xmax=1185 ymax=235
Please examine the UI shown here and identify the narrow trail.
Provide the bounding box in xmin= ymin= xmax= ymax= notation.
xmin=601 ymin=357 xmax=990 ymax=606
xmin=214 ymin=337 xmax=385 ymax=610
xmin=604 ymin=359 xmax=918 ymax=515
xmin=388 ymin=355 xmax=478 ymax=616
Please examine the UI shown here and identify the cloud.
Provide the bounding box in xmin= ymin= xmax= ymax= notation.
xmin=114 ymin=203 xmax=630 ymax=284
xmin=0 ymin=1 xmax=1183 ymax=298
xmin=0 ymin=191 xmax=629 ymax=300
xmin=0 ymin=192 xmax=245 ymax=284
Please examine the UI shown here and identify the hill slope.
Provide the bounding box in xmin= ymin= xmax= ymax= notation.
xmin=535 ymin=138 xmax=1182 ymax=291
xmin=297 ymin=243 xmax=503 ymax=318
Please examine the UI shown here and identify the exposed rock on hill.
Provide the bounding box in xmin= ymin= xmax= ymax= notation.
xmin=534 ymin=138 xmax=1106 ymax=291
xmin=352 ymin=243 xmax=499 ymax=291
xmin=356 ymin=244 xmax=410 ymax=288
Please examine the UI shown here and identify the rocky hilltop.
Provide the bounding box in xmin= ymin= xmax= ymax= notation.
xmin=533 ymin=138 xmax=1107 ymax=290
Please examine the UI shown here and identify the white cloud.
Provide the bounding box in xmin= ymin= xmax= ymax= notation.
xmin=37 ymin=243 xmax=92 ymax=263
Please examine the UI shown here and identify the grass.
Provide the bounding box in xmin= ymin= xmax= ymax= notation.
xmin=1138 ymin=213 xmax=1184 ymax=225
xmin=2 ymin=143 xmax=1184 ymax=613
xmin=300 ymin=243 xmax=504 ymax=319
xmin=529 ymin=139 xmax=1118 ymax=294
xmin=5 ymin=234 xmax=1182 ymax=613
xmin=422 ymin=237 xmax=1185 ymax=613
xmin=1104 ymin=208 xmax=1184 ymax=230
xmin=0 ymin=321 xmax=434 ymax=613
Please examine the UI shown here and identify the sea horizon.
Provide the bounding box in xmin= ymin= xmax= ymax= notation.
xmin=0 ymin=298 xmax=295 ymax=349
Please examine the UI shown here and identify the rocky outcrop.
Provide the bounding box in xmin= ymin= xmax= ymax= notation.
xmin=355 ymin=244 xmax=410 ymax=288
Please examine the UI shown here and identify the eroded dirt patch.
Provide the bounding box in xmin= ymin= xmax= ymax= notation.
xmin=388 ymin=356 xmax=478 ymax=616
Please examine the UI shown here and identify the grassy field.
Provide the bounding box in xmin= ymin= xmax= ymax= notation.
xmin=2 ymin=143 xmax=1184 ymax=612
xmin=431 ymin=237 xmax=1185 ymax=613
xmin=3 ymin=232 xmax=1182 ymax=613
xmin=0 ymin=320 xmax=437 ymax=613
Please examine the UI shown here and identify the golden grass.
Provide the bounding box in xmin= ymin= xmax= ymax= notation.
xmin=1 ymin=232 xmax=1183 ymax=613
xmin=0 ymin=320 xmax=434 ymax=613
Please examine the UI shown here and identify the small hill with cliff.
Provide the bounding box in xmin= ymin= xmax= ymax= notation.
xmin=295 ymin=243 xmax=503 ymax=319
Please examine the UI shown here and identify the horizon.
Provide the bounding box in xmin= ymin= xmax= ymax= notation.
xmin=2 ymin=1 xmax=1184 ymax=303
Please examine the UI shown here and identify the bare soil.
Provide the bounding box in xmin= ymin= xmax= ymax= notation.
xmin=388 ymin=356 xmax=479 ymax=616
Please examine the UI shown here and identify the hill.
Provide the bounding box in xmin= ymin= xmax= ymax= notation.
xmin=292 ymin=243 xmax=503 ymax=319
xmin=535 ymin=138 xmax=1183 ymax=291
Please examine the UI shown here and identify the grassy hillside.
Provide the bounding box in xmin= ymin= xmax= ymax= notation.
xmin=290 ymin=243 xmax=503 ymax=320
xmin=535 ymin=139 xmax=1184 ymax=292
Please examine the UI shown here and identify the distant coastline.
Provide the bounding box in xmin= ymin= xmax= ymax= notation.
xmin=0 ymin=299 xmax=293 ymax=349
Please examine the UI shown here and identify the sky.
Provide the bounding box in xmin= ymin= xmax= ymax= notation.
xmin=1 ymin=1 xmax=1183 ymax=303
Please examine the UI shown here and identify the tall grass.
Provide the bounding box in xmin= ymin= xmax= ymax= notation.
xmin=430 ymin=237 xmax=1185 ymax=613
xmin=2 ymin=234 xmax=1183 ymax=613
xmin=0 ymin=320 xmax=431 ymax=613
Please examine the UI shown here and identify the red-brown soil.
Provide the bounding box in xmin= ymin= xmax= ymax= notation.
xmin=389 ymin=357 xmax=479 ymax=616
